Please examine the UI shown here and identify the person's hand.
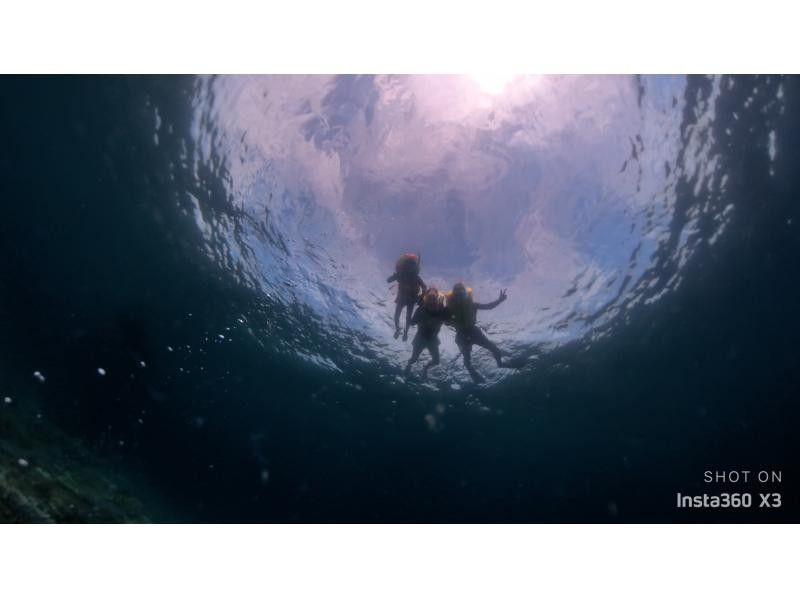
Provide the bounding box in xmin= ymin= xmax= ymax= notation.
xmin=386 ymin=276 xmax=393 ymax=283
xmin=499 ymin=288 xmax=508 ymax=302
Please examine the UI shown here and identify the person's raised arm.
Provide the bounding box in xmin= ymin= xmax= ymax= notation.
xmin=475 ymin=288 xmax=508 ymax=310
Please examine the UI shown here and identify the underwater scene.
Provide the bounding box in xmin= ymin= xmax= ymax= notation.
xmin=0 ymin=75 xmax=797 ymax=522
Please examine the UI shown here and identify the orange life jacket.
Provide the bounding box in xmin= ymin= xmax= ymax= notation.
xmin=395 ymin=252 xmax=420 ymax=276
xmin=445 ymin=287 xmax=475 ymax=328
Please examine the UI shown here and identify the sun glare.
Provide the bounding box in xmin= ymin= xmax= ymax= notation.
xmin=468 ymin=72 xmax=516 ymax=95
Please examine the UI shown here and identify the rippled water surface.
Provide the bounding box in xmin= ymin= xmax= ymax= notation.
xmin=180 ymin=75 xmax=787 ymax=386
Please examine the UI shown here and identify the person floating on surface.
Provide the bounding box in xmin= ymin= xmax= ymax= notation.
xmin=445 ymin=282 xmax=508 ymax=383
xmin=387 ymin=252 xmax=426 ymax=341
xmin=404 ymin=287 xmax=449 ymax=379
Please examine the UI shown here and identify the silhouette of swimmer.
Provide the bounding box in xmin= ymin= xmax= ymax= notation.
xmin=404 ymin=287 xmax=449 ymax=379
xmin=386 ymin=252 xmax=426 ymax=341
xmin=445 ymin=282 xmax=508 ymax=383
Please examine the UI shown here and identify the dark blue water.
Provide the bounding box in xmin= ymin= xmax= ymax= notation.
xmin=0 ymin=75 xmax=797 ymax=521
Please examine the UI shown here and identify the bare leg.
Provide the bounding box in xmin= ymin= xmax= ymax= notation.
xmin=402 ymin=302 xmax=413 ymax=341
xmin=422 ymin=343 xmax=440 ymax=380
xmin=405 ymin=342 xmax=423 ymax=375
xmin=461 ymin=346 xmax=484 ymax=383
xmin=393 ymin=303 xmax=403 ymax=338
xmin=471 ymin=327 xmax=504 ymax=367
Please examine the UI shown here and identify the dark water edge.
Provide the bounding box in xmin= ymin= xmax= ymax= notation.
xmin=1 ymin=75 xmax=799 ymax=522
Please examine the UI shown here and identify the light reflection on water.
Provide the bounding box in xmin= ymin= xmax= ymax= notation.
xmin=181 ymin=75 xmax=776 ymax=387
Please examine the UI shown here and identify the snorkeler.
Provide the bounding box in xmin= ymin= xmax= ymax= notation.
xmin=446 ymin=282 xmax=508 ymax=383
xmin=405 ymin=287 xmax=449 ymax=379
xmin=386 ymin=252 xmax=426 ymax=341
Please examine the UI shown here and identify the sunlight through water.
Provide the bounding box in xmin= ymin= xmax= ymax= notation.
xmin=181 ymin=75 xmax=784 ymax=390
